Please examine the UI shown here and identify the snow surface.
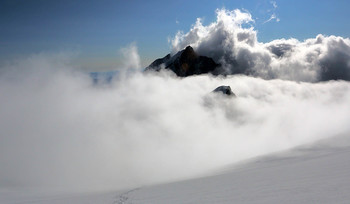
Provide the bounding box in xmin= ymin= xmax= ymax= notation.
xmin=2 ymin=134 xmax=350 ymax=204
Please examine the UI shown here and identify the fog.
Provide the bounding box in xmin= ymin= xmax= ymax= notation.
xmin=1 ymin=54 xmax=350 ymax=192
xmin=1 ymin=8 xmax=350 ymax=193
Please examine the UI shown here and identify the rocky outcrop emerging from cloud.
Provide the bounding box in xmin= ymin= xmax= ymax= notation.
xmin=145 ymin=46 xmax=219 ymax=77
xmin=170 ymin=9 xmax=350 ymax=82
xmin=212 ymin=85 xmax=235 ymax=97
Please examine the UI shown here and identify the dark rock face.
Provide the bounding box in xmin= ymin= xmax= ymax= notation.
xmin=145 ymin=46 xmax=220 ymax=77
xmin=146 ymin=54 xmax=171 ymax=72
xmin=212 ymin=86 xmax=236 ymax=97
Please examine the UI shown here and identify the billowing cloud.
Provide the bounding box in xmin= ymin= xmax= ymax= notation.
xmin=171 ymin=8 xmax=350 ymax=82
xmin=0 ymin=53 xmax=350 ymax=192
xmin=120 ymin=42 xmax=141 ymax=70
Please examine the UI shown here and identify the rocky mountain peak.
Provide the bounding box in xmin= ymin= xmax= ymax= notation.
xmin=145 ymin=46 xmax=220 ymax=77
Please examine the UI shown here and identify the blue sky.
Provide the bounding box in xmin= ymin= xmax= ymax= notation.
xmin=1 ymin=0 xmax=350 ymax=70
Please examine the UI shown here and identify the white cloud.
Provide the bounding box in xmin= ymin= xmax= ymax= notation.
xmin=264 ymin=13 xmax=279 ymax=24
xmin=0 ymin=54 xmax=350 ymax=192
xmin=119 ymin=42 xmax=141 ymax=70
xmin=170 ymin=9 xmax=350 ymax=82
xmin=264 ymin=1 xmax=280 ymax=24
xmin=271 ymin=0 xmax=277 ymax=9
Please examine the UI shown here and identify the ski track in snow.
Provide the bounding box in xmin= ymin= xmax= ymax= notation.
xmin=114 ymin=188 xmax=139 ymax=204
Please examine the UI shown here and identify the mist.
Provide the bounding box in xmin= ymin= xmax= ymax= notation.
xmin=1 ymin=8 xmax=350 ymax=193
xmin=0 ymin=53 xmax=350 ymax=192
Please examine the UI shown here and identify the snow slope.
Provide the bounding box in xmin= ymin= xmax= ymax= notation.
xmin=2 ymin=134 xmax=350 ymax=204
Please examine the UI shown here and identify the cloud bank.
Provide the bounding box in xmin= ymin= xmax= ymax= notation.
xmin=171 ymin=9 xmax=350 ymax=82
xmin=1 ymin=53 xmax=350 ymax=192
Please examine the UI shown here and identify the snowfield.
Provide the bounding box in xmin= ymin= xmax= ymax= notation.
xmin=2 ymin=134 xmax=350 ymax=204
